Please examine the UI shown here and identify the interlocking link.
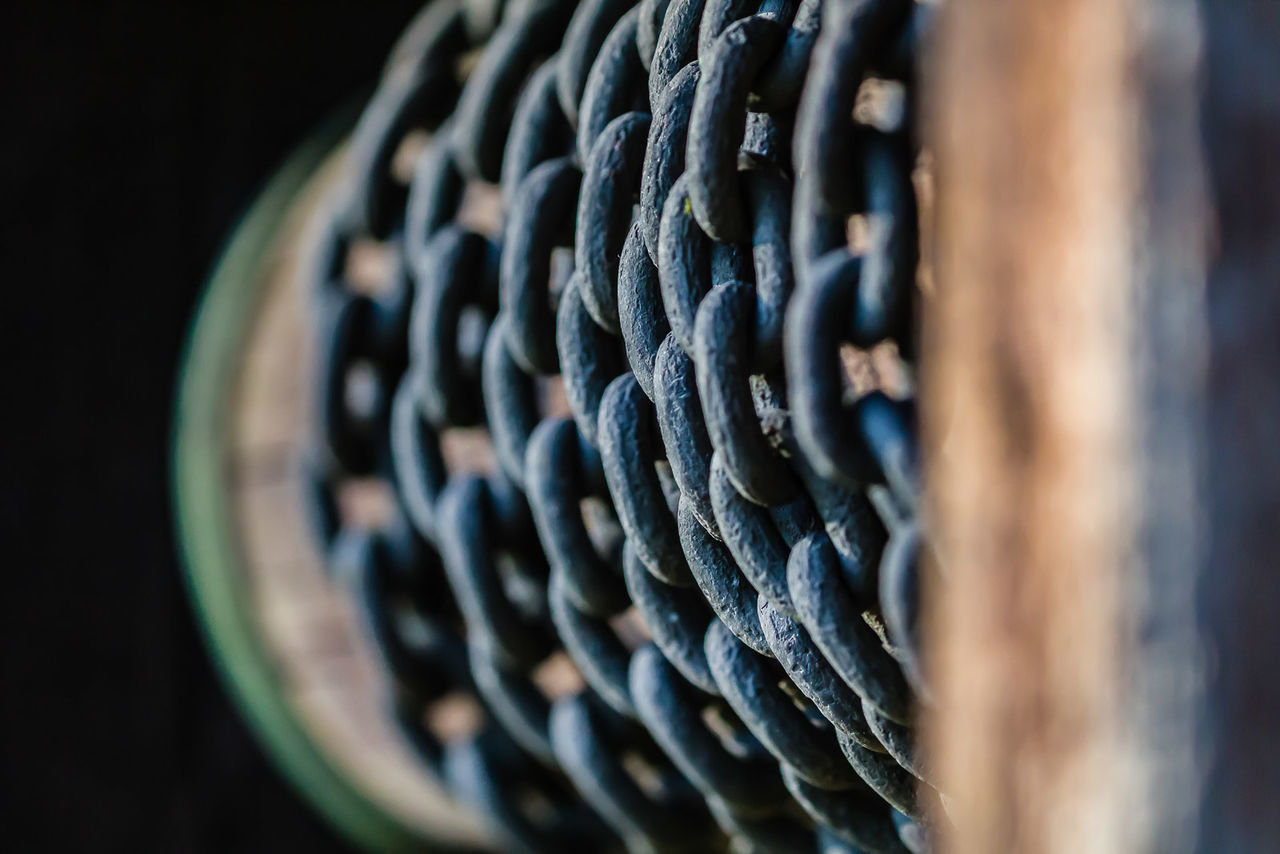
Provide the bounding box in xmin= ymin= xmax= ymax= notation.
xmin=302 ymin=0 xmax=936 ymax=850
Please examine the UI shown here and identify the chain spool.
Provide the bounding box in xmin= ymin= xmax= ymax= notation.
xmin=304 ymin=0 xmax=936 ymax=850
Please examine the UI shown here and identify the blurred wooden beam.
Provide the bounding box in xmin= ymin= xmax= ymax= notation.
xmin=927 ymin=0 xmax=1280 ymax=850
xmin=923 ymin=0 xmax=1209 ymax=851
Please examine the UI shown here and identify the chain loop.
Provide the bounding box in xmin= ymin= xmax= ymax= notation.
xmin=303 ymin=0 xmax=938 ymax=849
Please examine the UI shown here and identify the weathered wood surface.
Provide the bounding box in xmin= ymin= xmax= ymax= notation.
xmin=926 ymin=0 xmax=1279 ymax=852
xmin=925 ymin=1 xmax=1141 ymax=850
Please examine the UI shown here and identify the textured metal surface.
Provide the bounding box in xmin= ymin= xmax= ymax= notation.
xmin=302 ymin=0 xmax=934 ymax=850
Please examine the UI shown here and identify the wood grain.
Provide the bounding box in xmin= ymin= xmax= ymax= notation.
xmin=924 ymin=1 xmax=1142 ymax=851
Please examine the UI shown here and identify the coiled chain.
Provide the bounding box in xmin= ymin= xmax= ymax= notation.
xmin=303 ymin=0 xmax=937 ymax=850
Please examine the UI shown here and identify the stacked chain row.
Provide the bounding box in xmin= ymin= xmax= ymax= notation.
xmin=304 ymin=0 xmax=938 ymax=851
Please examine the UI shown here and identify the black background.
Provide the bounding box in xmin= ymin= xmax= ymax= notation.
xmin=2 ymin=2 xmax=421 ymax=850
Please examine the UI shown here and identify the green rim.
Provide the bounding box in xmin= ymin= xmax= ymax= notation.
xmin=171 ymin=122 xmax=436 ymax=853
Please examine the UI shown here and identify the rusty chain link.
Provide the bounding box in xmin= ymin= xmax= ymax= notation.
xmin=302 ymin=0 xmax=937 ymax=850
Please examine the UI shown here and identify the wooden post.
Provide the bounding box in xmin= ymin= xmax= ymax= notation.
xmin=924 ymin=0 xmax=1207 ymax=851
xmin=925 ymin=0 xmax=1280 ymax=851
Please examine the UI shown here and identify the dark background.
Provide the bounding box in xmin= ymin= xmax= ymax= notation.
xmin=2 ymin=2 xmax=421 ymax=850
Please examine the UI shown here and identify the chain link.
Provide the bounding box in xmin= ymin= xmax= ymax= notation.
xmin=303 ymin=0 xmax=936 ymax=850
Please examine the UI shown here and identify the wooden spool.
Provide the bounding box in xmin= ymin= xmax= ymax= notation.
xmin=173 ymin=123 xmax=491 ymax=853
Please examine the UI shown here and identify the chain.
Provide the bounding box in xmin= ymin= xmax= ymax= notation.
xmin=302 ymin=0 xmax=938 ymax=850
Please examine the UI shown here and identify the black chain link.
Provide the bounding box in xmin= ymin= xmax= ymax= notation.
xmin=303 ymin=0 xmax=938 ymax=850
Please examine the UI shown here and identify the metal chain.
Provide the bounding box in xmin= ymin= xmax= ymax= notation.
xmin=303 ymin=0 xmax=937 ymax=850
